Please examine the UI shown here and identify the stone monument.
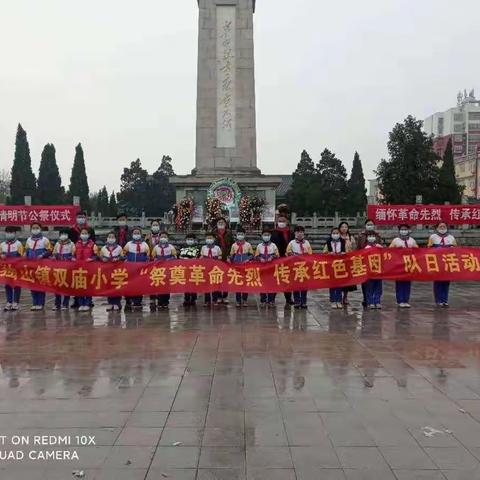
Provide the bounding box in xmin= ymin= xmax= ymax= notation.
xmin=170 ymin=0 xmax=281 ymax=224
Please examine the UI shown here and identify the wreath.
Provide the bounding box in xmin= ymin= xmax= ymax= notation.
xmin=205 ymin=196 xmax=223 ymax=228
xmin=239 ymin=195 xmax=266 ymax=229
xmin=175 ymin=197 xmax=194 ymax=231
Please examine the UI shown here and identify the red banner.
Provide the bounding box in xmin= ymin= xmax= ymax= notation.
xmin=0 ymin=205 xmax=80 ymax=226
xmin=368 ymin=204 xmax=480 ymax=225
xmin=1 ymin=248 xmax=479 ymax=295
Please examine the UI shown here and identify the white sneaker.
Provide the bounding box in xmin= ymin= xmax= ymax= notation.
xmin=4 ymin=303 xmax=12 ymax=311
xmin=331 ymin=303 xmax=337 ymax=309
xmin=11 ymin=303 xmax=19 ymax=311
xmin=336 ymin=303 xmax=343 ymax=309
xmin=404 ymin=303 xmax=411 ymax=308
xmin=398 ymin=303 xmax=405 ymax=308
xmin=376 ymin=304 xmax=382 ymax=309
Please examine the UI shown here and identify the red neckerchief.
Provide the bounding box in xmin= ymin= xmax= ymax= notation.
xmin=107 ymin=245 xmax=116 ymax=258
xmin=32 ymin=238 xmax=40 ymax=251
xmin=6 ymin=240 xmax=13 ymax=255
xmin=276 ymin=227 xmax=290 ymax=243
xmin=217 ymin=230 xmax=226 ymax=251
xmin=207 ymin=245 xmax=213 ymax=258
xmin=160 ymin=245 xmax=165 ymax=257
xmin=296 ymin=239 xmax=305 ymax=254
xmin=440 ymin=235 xmax=445 ymax=246
xmin=134 ymin=241 xmax=141 ymax=254
xmin=236 ymin=241 xmax=244 ymax=255
xmin=263 ymin=242 xmax=269 ymax=256
xmin=403 ymin=237 xmax=409 ymax=248
xmin=59 ymin=242 xmax=65 ymax=255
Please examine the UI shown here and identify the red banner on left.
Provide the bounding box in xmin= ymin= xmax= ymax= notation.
xmin=0 ymin=205 xmax=80 ymax=226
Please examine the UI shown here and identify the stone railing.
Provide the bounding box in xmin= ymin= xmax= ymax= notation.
xmin=291 ymin=213 xmax=365 ymax=229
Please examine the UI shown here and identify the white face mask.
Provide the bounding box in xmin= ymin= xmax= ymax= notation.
xmin=277 ymin=222 xmax=287 ymax=229
xmin=186 ymin=239 xmax=195 ymax=246
xmin=331 ymin=233 xmax=340 ymax=241
xmin=399 ymin=229 xmax=409 ymax=237
xmin=118 ymin=220 xmax=127 ymax=227
xmin=5 ymin=233 xmax=15 ymax=240
xmin=107 ymin=237 xmax=116 ymax=245
xmin=367 ymin=236 xmax=376 ymax=244
xmin=237 ymin=234 xmax=245 ymax=241
xmin=438 ymin=228 xmax=447 ymax=235
xmin=159 ymin=237 xmax=168 ymax=244
xmin=206 ymin=238 xmax=214 ymax=245
xmin=365 ymin=224 xmax=375 ymax=231
xmin=59 ymin=234 xmax=69 ymax=241
xmin=31 ymin=229 xmax=41 ymax=236
xmin=132 ymin=234 xmax=142 ymax=241
xmin=151 ymin=225 xmax=160 ymax=233
xmin=76 ymin=217 xmax=86 ymax=225
xmin=262 ymin=235 xmax=271 ymax=243
xmin=80 ymin=234 xmax=89 ymax=241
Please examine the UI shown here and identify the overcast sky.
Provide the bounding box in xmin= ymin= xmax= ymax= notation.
xmin=1 ymin=0 xmax=478 ymax=193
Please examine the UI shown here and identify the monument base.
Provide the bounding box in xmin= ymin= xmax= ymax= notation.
xmin=169 ymin=175 xmax=282 ymax=224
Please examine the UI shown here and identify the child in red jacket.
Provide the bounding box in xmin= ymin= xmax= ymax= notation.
xmin=75 ymin=228 xmax=98 ymax=311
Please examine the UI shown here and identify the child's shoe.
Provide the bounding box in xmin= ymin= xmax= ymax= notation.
xmin=4 ymin=303 xmax=12 ymax=311
xmin=11 ymin=303 xmax=19 ymax=311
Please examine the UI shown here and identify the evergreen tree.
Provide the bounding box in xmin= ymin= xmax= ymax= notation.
xmin=435 ymin=139 xmax=464 ymax=203
xmin=376 ymin=115 xmax=440 ymax=203
xmin=9 ymin=124 xmax=37 ymax=204
xmin=287 ymin=150 xmax=316 ymax=215
xmin=68 ymin=143 xmax=91 ymax=211
xmin=108 ymin=191 xmax=118 ymax=217
xmin=146 ymin=155 xmax=176 ymax=216
xmin=346 ymin=151 xmax=367 ymax=215
xmin=37 ymin=144 xmax=65 ymax=205
xmin=96 ymin=186 xmax=110 ymax=215
xmin=310 ymin=148 xmax=348 ymax=215
xmin=117 ymin=159 xmax=149 ymax=215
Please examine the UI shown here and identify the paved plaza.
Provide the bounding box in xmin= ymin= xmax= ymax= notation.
xmin=1 ymin=282 xmax=480 ymax=479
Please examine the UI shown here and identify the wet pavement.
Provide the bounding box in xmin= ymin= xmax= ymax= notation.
xmin=0 ymin=282 xmax=480 ymax=479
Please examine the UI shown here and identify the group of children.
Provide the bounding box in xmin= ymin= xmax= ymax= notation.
xmin=0 ymin=218 xmax=458 ymax=312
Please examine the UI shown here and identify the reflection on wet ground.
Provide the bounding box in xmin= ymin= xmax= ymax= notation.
xmin=1 ymin=282 xmax=480 ymax=479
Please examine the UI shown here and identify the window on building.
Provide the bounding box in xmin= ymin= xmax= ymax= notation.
xmin=469 ymin=134 xmax=480 ymax=143
xmin=468 ymin=145 xmax=478 ymax=153
xmin=469 ymin=123 xmax=480 ymax=131
xmin=469 ymin=112 xmax=480 ymax=121
xmin=437 ymin=117 xmax=444 ymax=135
xmin=454 ymin=134 xmax=464 ymax=142
xmin=454 ymin=145 xmax=464 ymax=153
xmin=454 ymin=113 xmax=464 ymax=122
xmin=454 ymin=123 xmax=465 ymax=133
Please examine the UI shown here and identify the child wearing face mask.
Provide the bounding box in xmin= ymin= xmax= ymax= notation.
xmin=287 ymin=226 xmax=313 ymax=309
xmin=215 ymin=217 xmax=233 ymax=304
xmin=363 ymin=233 xmax=383 ymax=309
xmin=428 ymin=222 xmax=457 ymax=307
xmin=1 ymin=227 xmax=24 ymax=311
xmin=390 ymin=224 xmax=418 ymax=308
xmin=229 ymin=227 xmax=253 ymax=307
xmin=151 ymin=231 xmax=177 ymax=310
xmin=52 ymin=229 xmax=76 ymax=311
xmin=114 ymin=213 xmax=130 ymax=248
xmin=147 ymin=220 xmax=164 ymax=310
xmin=25 ymin=223 xmax=52 ymax=311
xmin=324 ymin=227 xmax=346 ymax=309
xmin=123 ymin=227 xmax=150 ymax=311
xmin=100 ymin=232 xmax=124 ymax=311
xmin=201 ymin=232 xmax=223 ymax=307
xmin=255 ymin=228 xmax=279 ymax=307
xmin=75 ymin=228 xmax=98 ymax=311
xmin=179 ymin=233 xmax=200 ymax=307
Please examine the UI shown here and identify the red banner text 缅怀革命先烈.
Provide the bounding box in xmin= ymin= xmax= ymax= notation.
xmin=1 ymin=248 xmax=480 ymax=296
xmin=367 ymin=205 xmax=480 ymax=225
xmin=0 ymin=206 xmax=80 ymax=226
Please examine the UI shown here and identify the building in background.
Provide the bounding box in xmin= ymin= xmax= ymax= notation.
xmin=424 ymin=89 xmax=480 ymax=198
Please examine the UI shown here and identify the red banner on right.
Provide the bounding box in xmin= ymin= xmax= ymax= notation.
xmin=368 ymin=205 xmax=480 ymax=225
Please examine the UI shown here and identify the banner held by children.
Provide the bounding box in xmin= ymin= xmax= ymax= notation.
xmin=1 ymin=248 xmax=480 ymax=296
xmin=368 ymin=205 xmax=480 ymax=225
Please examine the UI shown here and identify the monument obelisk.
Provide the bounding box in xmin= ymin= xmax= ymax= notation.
xmin=171 ymin=0 xmax=280 ymax=224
